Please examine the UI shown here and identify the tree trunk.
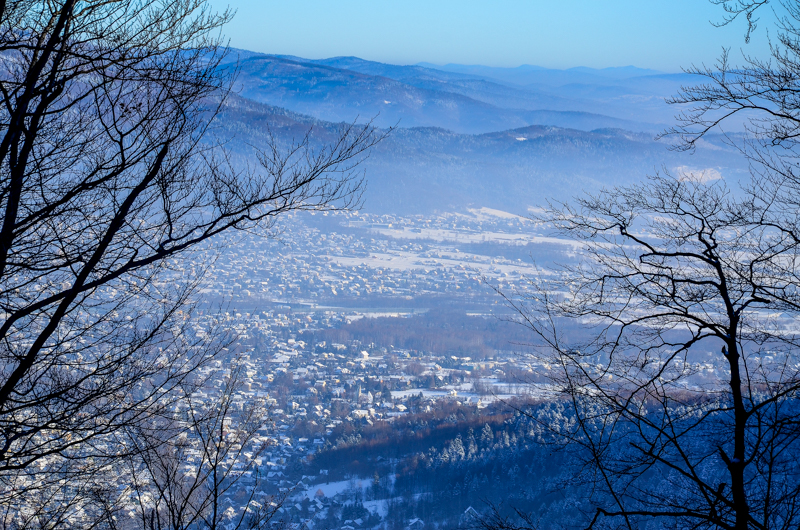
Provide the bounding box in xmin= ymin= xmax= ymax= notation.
xmin=726 ymin=336 xmax=750 ymax=530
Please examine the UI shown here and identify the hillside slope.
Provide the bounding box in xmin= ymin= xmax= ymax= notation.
xmin=215 ymin=96 xmax=748 ymax=214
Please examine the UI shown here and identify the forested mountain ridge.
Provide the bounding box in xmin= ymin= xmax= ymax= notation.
xmin=301 ymin=401 xmax=613 ymax=530
xmin=215 ymin=93 xmax=748 ymax=214
xmin=219 ymin=53 xmax=664 ymax=133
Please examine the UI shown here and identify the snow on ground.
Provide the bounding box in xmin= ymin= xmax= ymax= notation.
xmin=391 ymin=389 xmax=458 ymax=399
xmin=466 ymin=207 xmax=527 ymax=221
xmin=370 ymin=226 xmax=583 ymax=250
xmin=328 ymin=251 xmax=556 ymax=278
xmin=363 ymin=499 xmax=389 ymax=517
xmin=392 ymin=382 xmax=559 ymax=402
xmin=303 ymin=479 xmax=367 ymax=500
xmin=302 ymin=481 xmax=389 ymax=516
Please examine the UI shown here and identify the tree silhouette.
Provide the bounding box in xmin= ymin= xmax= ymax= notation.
xmin=507 ymin=174 xmax=800 ymax=530
xmin=0 ymin=0 xmax=384 ymax=524
xmin=503 ymin=2 xmax=800 ymax=528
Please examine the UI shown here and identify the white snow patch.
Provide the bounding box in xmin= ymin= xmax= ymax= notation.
xmin=675 ymin=166 xmax=723 ymax=183
xmin=363 ymin=499 xmax=389 ymax=516
xmin=466 ymin=207 xmax=525 ymax=221
xmin=303 ymin=478 xmax=369 ymax=500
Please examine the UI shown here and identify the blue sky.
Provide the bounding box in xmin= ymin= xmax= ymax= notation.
xmin=208 ymin=1 xmax=773 ymax=71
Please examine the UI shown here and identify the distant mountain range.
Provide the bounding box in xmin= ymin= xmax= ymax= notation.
xmin=217 ymin=93 xmax=748 ymax=214
xmin=209 ymin=50 xmax=749 ymax=213
xmin=416 ymin=62 xmax=668 ymax=86
xmin=219 ymin=51 xmax=698 ymax=134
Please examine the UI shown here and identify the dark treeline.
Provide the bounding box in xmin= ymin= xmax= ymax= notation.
xmin=302 ymin=392 xmax=781 ymax=530
xmin=312 ymin=401 xmax=517 ymax=477
xmin=304 ymin=400 xmax=592 ymax=530
xmin=310 ymin=311 xmax=533 ymax=357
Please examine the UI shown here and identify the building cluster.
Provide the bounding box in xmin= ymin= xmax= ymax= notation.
xmin=27 ymin=209 xmax=738 ymax=529
xmin=134 ymin=304 xmax=546 ymax=530
xmin=198 ymin=209 xmax=548 ymax=309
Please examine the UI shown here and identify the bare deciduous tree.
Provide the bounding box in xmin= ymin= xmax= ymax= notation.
xmin=0 ymin=0 xmax=385 ymax=525
xmin=507 ymin=174 xmax=800 ymax=530
xmin=497 ymin=3 xmax=800 ymax=530
xmin=122 ymin=360 xmax=282 ymax=530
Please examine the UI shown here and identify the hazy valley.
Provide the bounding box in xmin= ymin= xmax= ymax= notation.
xmin=171 ymin=50 xmax=764 ymax=530
xmin=7 ymin=6 xmax=794 ymax=528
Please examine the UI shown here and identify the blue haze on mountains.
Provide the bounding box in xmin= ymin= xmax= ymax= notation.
xmin=216 ymin=49 xmax=746 ymax=214
xmin=179 ymin=48 xmax=761 ymax=528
